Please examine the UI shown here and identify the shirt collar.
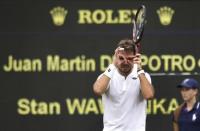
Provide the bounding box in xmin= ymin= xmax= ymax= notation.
xmin=183 ymin=101 xmax=200 ymax=112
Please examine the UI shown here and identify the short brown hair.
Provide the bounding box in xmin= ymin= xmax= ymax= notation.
xmin=117 ymin=39 xmax=135 ymax=54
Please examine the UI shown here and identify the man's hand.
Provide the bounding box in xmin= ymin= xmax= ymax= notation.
xmin=113 ymin=47 xmax=125 ymax=67
xmin=133 ymin=53 xmax=142 ymax=70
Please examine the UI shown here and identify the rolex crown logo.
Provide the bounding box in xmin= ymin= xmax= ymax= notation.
xmin=157 ymin=6 xmax=175 ymax=26
xmin=50 ymin=6 xmax=68 ymax=26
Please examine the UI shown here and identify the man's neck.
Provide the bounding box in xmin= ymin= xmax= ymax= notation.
xmin=186 ymin=97 xmax=197 ymax=111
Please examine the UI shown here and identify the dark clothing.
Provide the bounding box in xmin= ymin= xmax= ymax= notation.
xmin=177 ymin=102 xmax=200 ymax=131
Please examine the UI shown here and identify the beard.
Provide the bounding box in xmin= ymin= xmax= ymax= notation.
xmin=118 ymin=64 xmax=132 ymax=74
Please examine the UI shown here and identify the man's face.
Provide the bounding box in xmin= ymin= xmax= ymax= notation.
xmin=116 ymin=51 xmax=135 ymax=74
xmin=180 ymin=87 xmax=197 ymax=102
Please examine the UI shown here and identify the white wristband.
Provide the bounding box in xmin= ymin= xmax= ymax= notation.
xmin=137 ymin=69 xmax=145 ymax=76
xmin=104 ymin=64 xmax=116 ymax=78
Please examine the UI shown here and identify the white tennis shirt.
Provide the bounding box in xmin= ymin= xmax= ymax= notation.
xmin=101 ymin=69 xmax=151 ymax=131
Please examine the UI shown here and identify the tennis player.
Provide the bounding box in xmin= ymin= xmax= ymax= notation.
xmin=93 ymin=39 xmax=154 ymax=131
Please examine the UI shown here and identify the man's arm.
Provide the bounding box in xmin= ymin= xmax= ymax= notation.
xmin=93 ymin=74 xmax=110 ymax=95
xmin=173 ymin=121 xmax=179 ymax=131
xmin=138 ymin=73 xmax=154 ymax=99
xmin=172 ymin=104 xmax=184 ymax=131
xmin=134 ymin=53 xmax=154 ymax=99
xmin=93 ymin=64 xmax=116 ymax=95
xmin=93 ymin=48 xmax=120 ymax=96
xmin=172 ymin=111 xmax=179 ymax=131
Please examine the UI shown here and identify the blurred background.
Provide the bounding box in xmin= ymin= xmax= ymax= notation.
xmin=0 ymin=0 xmax=200 ymax=131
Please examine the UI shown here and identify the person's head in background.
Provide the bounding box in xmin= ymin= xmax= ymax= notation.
xmin=177 ymin=78 xmax=199 ymax=103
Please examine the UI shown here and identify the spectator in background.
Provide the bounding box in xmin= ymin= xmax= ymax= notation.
xmin=173 ymin=78 xmax=200 ymax=131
